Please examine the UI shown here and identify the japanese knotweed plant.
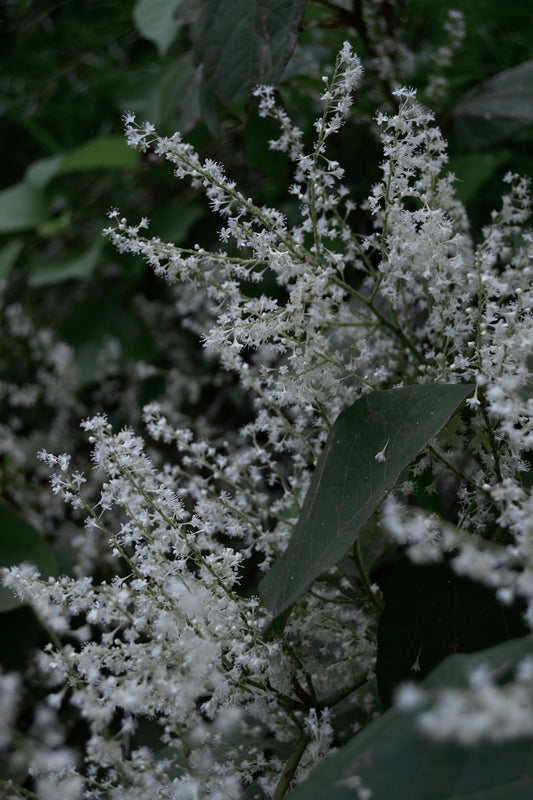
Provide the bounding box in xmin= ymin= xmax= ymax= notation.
xmin=3 ymin=42 xmax=533 ymax=800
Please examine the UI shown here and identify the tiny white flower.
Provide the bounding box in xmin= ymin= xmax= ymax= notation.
xmin=411 ymin=644 xmax=423 ymax=672
xmin=465 ymin=384 xmax=480 ymax=409
xmin=374 ymin=438 xmax=390 ymax=463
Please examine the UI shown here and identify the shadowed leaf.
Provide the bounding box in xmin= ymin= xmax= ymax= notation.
xmin=287 ymin=637 xmax=533 ymax=800
xmin=28 ymin=239 xmax=102 ymax=287
xmin=0 ymin=182 xmax=49 ymax=233
xmin=133 ymin=0 xmax=184 ymax=55
xmin=194 ymin=0 xmax=306 ymax=105
xmin=376 ymin=557 xmax=528 ymax=708
xmin=454 ymin=60 xmax=533 ymax=122
xmin=57 ymin=136 xmax=139 ymax=174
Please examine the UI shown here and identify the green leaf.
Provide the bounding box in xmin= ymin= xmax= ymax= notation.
xmin=260 ymin=384 xmax=474 ymax=616
xmin=287 ymin=637 xmax=533 ymax=800
xmin=454 ymin=60 xmax=533 ymax=122
xmin=194 ymin=0 xmax=307 ymax=105
xmin=57 ymin=136 xmax=139 ymax=174
xmin=133 ymin=0 xmax=184 ymax=56
xmin=0 ymin=182 xmax=49 ymax=233
xmin=28 ymin=239 xmax=102 ymax=287
xmin=376 ymin=556 xmax=528 ymax=708
xmin=453 ymin=61 xmax=533 ymax=149
xmin=0 ymin=503 xmax=57 ymax=612
xmin=449 ymin=150 xmax=510 ymax=206
xmin=57 ymin=284 xmax=156 ymax=386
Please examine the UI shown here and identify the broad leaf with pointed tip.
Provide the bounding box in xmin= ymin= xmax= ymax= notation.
xmin=260 ymin=384 xmax=474 ymax=616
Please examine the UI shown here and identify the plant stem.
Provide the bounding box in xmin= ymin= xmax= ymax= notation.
xmin=272 ymin=732 xmax=311 ymax=800
xmin=271 ymin=670 xmax=369 ymax=799
xmin=319 ymin=671 xmax=369 ymax=708
xmin=352 ymin=541 xmax=384 ymax=613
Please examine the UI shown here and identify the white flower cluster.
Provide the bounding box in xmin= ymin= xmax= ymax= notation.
xmin=404 ymin=657 xmax=533 ymax=747
xmin=4 ymin=419 xmax=295 ymax=796
xmin=3 ymin=39 xmax=533 ymax=796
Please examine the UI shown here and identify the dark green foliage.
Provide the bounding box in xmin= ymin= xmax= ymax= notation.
xmin=376 ymin=557 xmax=529 ymax=708
xmin=194 ymin=0 xmax=307 ymax=106
xmin=2 ymin=1 xmax=533 ymax=796
xmin=288 ymin=638 xmax=533 ymax=800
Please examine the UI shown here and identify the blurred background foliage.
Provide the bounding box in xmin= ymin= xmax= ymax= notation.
xmin=0 ymin=0 xmax=532 ymax=672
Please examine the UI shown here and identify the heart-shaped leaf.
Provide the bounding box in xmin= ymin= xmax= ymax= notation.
xmin=260 ymin=384 xmax=474 ymax=616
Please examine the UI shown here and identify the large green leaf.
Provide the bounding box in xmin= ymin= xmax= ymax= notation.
xmin=453 ymin=61 xmax=533 ymax=149
xmin=133 ymin=0 xmax=184 ymax=56
xmin=287 ymin=637 xmax=533 ymax=800
xmin=454 ymin=61 xmax=533 ymax=122
xmin=22 ymin=138 xmax=139 ymax=192
xmin=0 ymin=504 xmax=57 ymax=612
xmin=0 ymin=138 xmax=138 ymax=237
xmin=260 ymin=384 xmax=474 ymax=616
xmin=194 ymin=0 xmax=307 ymax=105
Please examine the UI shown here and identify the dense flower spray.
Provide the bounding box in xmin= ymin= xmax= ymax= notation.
xmin=2 ymin=38 xmax=533 ymax=799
